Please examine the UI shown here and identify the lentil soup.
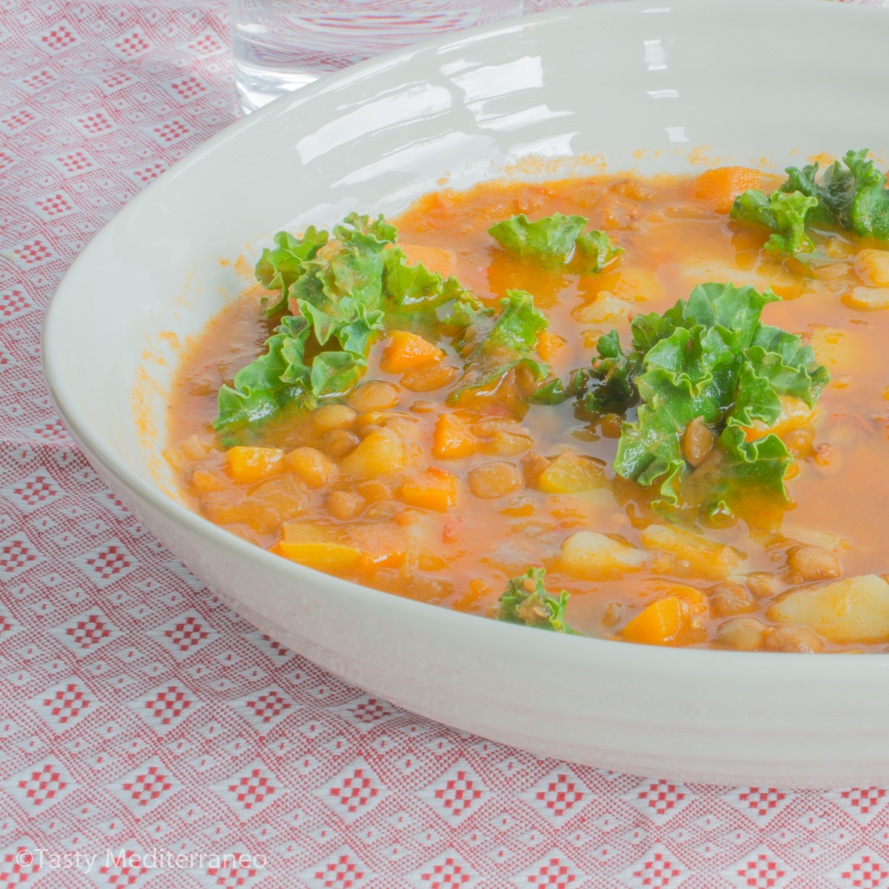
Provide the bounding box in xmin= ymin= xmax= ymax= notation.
xmin=167 ymin=157 xmax=889 ymax=652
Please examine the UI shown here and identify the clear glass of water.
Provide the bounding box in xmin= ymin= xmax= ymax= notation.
xmin=228 ymin=0 xmax=527 ymax=115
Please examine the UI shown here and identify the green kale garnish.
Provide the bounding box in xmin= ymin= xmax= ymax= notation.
xmin=730 ymin=190 xmax=818 ymax=255
xmin=215 ymin=214 xmax=550 ymax=444
xmin=730 ymin=149 xmax=889 ymax=254
xmin=537 ymin=282 xmax=830 ymax=515
xmin=489 ymin=213 xmax=622 ymax=271
xmin=497 ymin=567 xmax=575 ymax=633
xmin=449 ymin=290 xmax=549 ymax=402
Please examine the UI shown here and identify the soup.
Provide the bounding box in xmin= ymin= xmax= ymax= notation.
xmin=166 ymin=152 xmax=889 ymax=652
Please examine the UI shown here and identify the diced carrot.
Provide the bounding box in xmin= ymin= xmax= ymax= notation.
xmin=275 ymin=541 xmax=362 ymax=574
xmin=397 ymin=243 xmax=457 ymax=278
xmin=398 ymin=467 xmax=458 ymax=511
xmin=380 ymin=330 xmax=445 ymax=374
xmin=536 ymin=329 xmax=566 ymax=363
xmin=226 ymin=445 xmax=285 ymax=484
xmin=431 ymin=412 xmax=475 ymax=459
xmin=667 ymin=583 xmax=709 ymax=616
xmin=742 ymin=395 xmax=816 ymax=442
xmin=348 ymin=522 xmax=408 ymax=569
xmin=619 ymin=596 xmax=686 ymax=646
xmin=691 ymin=166 xmax=762 ymax=214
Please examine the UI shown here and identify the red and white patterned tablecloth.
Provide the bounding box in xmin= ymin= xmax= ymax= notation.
xmin=4 ymin=1 xmax=889 ymax=886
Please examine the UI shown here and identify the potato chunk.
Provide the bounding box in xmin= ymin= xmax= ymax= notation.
xmin=339 ymin=428 xmax=406 ymax=478
xmin=842 ymin=286 xmax=889 ymax=311
xmin=641 ymin=524 xmax=743 ymax=580
xmin=767 ymin=575 xmax=889 ymax=644
xmin=855 ymin=247 xmax=889 ymax=286
xmin=537 ymin=451 xmax=607 ymax=493
xmin=559 ymin=531 xmax=647 ymax=579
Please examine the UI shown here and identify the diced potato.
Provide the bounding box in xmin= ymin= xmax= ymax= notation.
xmin=190 ymin=468 xmax=228 ymax=493
xmin=281 ymin=521 xmax=340 ymax=544
xmin=599 ymin=266 xmax=662 ymax=302
xmin=380 ymin=330 xmax=445 ymax=374
xmin=398 ymin=467 xmax=458 ymax=512
xmin=559 ymin=530 xmax=648 ymax=579
xmin=400 ymin=364 xmax=459 ymax=392
xmin=767 ymin=575 xmax=889 ymax=644
xmin=310 ymin=404 xmax=357 ymax=434
xmin=676 ymin=259 xmax=766 ymax=293
xmin=285 ymin=446 xmax=337 ymax=488
xmin=574 ymin=294 xmax=635 ymax=325
xmin=472 ymin=417 xmax=533 ymax=457
xmin=842 ymin=286 xmax=889 ymax=311
xmin=276 ymin=541 xmax=362 ymax=574
xmin=432 ymin=412 xmax=475 ymax=459
xmin=808 ymin=326 xmax=856 ymax=371
xmin=641 ymin=524 xmax=743 ymax=580
xmin=166 ymin=433 xmax=216 ymax=469
xmin=339 ymin=427 xmax=406 ymax=478
xmin=778 ymin=526 xmax=849 ymax=553
xmin=742 ymin=395 xmax=818 ymax=443
xmin=202 ymin=475 xmax=308 ymax=534
xmin=855 ymin=247 xmax=889 ymax=286
xmin=226 ymin=446 xmax=285 ymax=484
xmin=537 ymin=451 xmax=607 ymax=493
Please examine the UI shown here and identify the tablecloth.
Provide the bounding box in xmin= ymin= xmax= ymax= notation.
xmin=3 ymin=1 xmax=889 ymax=886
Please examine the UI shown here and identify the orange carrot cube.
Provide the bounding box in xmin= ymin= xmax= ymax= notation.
xmin=380 ymin=330 xmax=445 ymax=374
xmin=398 ymin=467 xmax=458 ymax=512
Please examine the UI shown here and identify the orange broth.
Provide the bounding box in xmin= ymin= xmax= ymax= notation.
xmin=167 ymin=169 xmax=889 ymax=652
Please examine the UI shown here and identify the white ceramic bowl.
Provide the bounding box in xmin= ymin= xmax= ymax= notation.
xmin=44 ymin=0 xmax=889 ymax=786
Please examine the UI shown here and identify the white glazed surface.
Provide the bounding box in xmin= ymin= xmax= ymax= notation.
xmin=44 ymin=0 xmax=889 ymax=786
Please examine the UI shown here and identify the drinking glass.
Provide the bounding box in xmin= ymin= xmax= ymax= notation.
xmin=228 ymin=0 xmax=527 ymax=114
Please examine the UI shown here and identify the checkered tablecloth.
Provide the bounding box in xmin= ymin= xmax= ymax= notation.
xmin=3 ymin=1 xmax=889 ymax=886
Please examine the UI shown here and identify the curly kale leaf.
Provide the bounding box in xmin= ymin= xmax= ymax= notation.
xmin=781 ymin=148 xmax=889 ymax=239
xmin=730 ymin=149 xmax=889 ymax=253
xmin=489 ymin=213 xmax=621 ymax=271
xmin=254 ymin=226 xmax=329 ymax=315
xmin=449 ymin=290 xmax=549 ymax=401
xmin=542 ymin=282 xmax=829 ymax=513
xmin=612 ymin=282 xmax=828 ymax=509
xmin=216 ymin=215 xmax=550 ymax=443
xmin=497 ymin=567 xmax=576 ymax=633
xmin=730 ymin=190 xmax=818 ymax=255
